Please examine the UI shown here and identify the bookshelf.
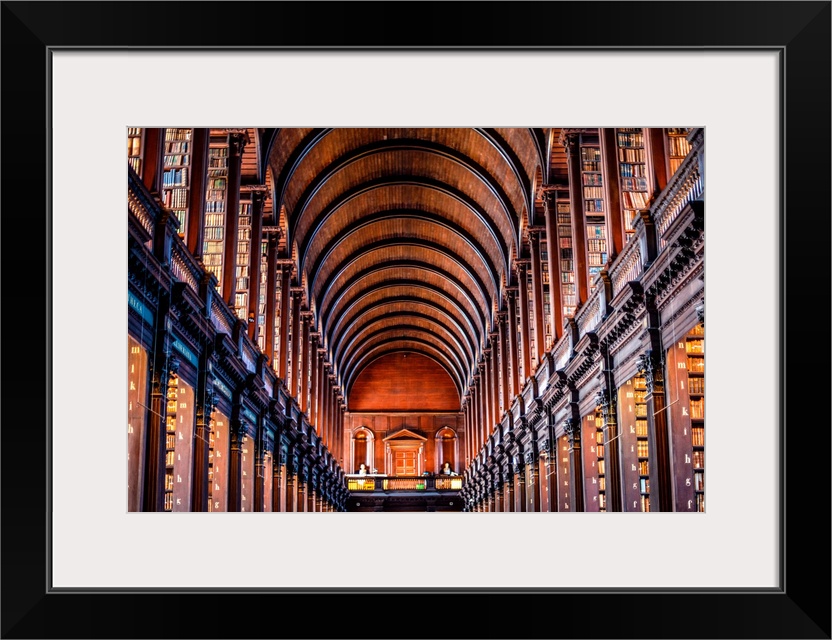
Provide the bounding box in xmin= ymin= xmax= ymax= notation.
xmin=162 ymin=128 xmax=193 ymax=239
xmin=127 ymin=337 xmax=148 ymax=512
xmin=257 ymin=238 xmax=269 ymax=352
xmin=526 ymin=266 xmax=537 ymax=371
xmin=241 ymin=434 xmax=253 ymax=512
xmin=234 ymin=198 xmax=252 ymax=321
xmin=274 ymin=269 xmax=284 ymax=372
xmin=594 ymin=408 xmax=606 ymax=512
xmin=203 ymin=137 xmax=229 ymax=293
xmin=667 ymin=321 xmax=705 ymax=511
xmin=618 ymin=373 xmax=650 ymax=512
xmin=582 ymin=410 xmax=606 ymax=512
xmin=666 ymin=128 xmax=693 ymax=176
xmin=557 ymin=433 xmax=571 ymax=512
xmin=208 ymin=424 xmax=215 ymax=510
xmin=208 ymin=410 xmax=229 ymax=512
xmin=263 ymin=450 xmax=273 ymax=512
xmin=164 ymin=375 xmax=179 ymax=512
xmin=286 ymin=298 xmax=294 ymax=398
xmin=686 ymin=323 xmax=705 ymax=512
xmin=634 ymin=374 xmax=650 ymax=512
xmin=164 ymin=372 xmax=194 ymax=512
xmin=555 ymin=190 xmax=577 ymax=318
xmin=127 ymin=127 xmax=144 ymax=175
xmin=514 ymin=287 xmax=524 ymax=382
xmin=580 ymin=134 xmax=607 ymax=294
xmin=616 ymin=127 xmax=649 ymax=240
xmin=539 ymin=237 xmax=553 ymax=350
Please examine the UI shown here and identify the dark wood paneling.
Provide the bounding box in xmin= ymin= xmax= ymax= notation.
xmin=349 ymin=352 xmax=460 ymax=411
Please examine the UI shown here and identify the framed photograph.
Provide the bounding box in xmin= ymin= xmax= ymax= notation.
xmin=3 ymin=1 xmax=829 ymax=638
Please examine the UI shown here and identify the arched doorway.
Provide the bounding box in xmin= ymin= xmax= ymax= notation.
xmin=350 ymin=427 xmax=374 ymax=473
xmin=435 ymin=426 xmax=459 ymax=473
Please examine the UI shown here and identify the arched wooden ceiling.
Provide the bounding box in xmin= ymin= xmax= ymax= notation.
xmin=264 ymin=127 xmax=551 ymax=406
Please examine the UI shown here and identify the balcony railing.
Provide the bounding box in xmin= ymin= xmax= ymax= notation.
xmin=346 ymin=475 xmax=464 ymax=492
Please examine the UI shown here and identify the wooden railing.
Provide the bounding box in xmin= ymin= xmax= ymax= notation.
xmin=346 ymin=475 xmax=464 ymax=492
xmin=653 ymin=137 xmax=704 ymax=249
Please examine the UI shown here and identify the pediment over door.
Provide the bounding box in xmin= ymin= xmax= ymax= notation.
xmin=383 ymin=429 xmax=427 ymax=476
xmin=383 ymin=428 xmax=427 ymax=443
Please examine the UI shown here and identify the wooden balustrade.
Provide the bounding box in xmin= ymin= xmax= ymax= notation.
xmin=345 ymin=475 xmax=464 ymax=492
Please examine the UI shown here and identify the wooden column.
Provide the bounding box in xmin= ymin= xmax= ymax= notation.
xmin=300 ymin=314 xmax=311 ymax=415
xmin=340 ymin=397 xmax=346 ymax=463
xmin=298 ymin=474 xmax=306 ymax=512
xmin=646 ymin=127 xmax=670 ymax=197
xmin=493 ymin=474 xmax=502 ymax=512
xmin=562 ymin=131 xmax=589 ymax=307
xmin=463 ymin=397 xmax=470 ymax=465
xmin=515 ymin=458 xmax=526 ymax=512
xmin=600 ymin=128 xmax=625 ymax=259
xmin=477 ymin=367 xmax=486 ymax=447
xmin=498 ymin=314 xmax=510 ymax=413
xmin=321 ymin=357 xmax=329 ymax=443
xmin=312 ymin=349 xmax=321 ymax=436
xmin=483 ymin=352 xmax=492 ymax=438
xmin=246 ymin=187 xmax=268 ymax=341
xmin=186 ymin=127 xmax=209 ymax=258
xmin=228 ymin=416 xmax=245 ymax=512
xmin=307 ymin=476 xmax=316 ymax=512
xmin=285 ymin=456 xmax=296 ymax=512
xmin=221 ymin=131 xmax=246 ymax=305
xmin=141 ymin=127 xmax=164 ymax=197
xmin=327 ymin=374 xmax=335 ymax=451
xmin=191 ymin=348 xmax=216 ymax=512
xmin=278 ymin=266 xmax=292 ymax=381
xmin=264 ymin=233 xmax=279 ymax=365
xmin=506 ymin=289 xmax=520 ymax=399
xmin=468 ymin=383 xmax=476 ymax=455
xmin=321 ymin=362 xmax=330 ymax=446
xmin=542 ymin=189 xmax=564 ymax=344
xmin=476 ymin=383 xmax=485 ymax=453
xmin=504 ymin=466 xmax=515 ymax=512
xmin=599 ymin=383 xmax=622 ymax=512
xmin=516 ymin=263 xmax=531 ymax=384
xmin=490 ymin=333 xmax=500 ymax=423
xmin=317 ymin=353 xmax=326 ymax=439
xmin=526 ymin=451 xmax=540 ymax=512
xmin=565 ymin=417 xmax=584 ymax=512
xmin=469 ymin=385 xmax=476 ymax=454
xmin=309 ymin=333 xmax=319 ymax=426
xmin=142 ymin=299 xmax=172 ymax=512
xmin=329 ymin=382 xmax=337 ymax=459
xmin=289 ymin=290 xmax=302 ymax=400
xmin=640 ymin=349 xmax=672 ymax=512
xmin=272 ymin=450 xmax=283 ymax=512
xmin=254 ymin=424 xmax=266 ymax=512
xmin=529 ymin=231 xmax=546 ymax=365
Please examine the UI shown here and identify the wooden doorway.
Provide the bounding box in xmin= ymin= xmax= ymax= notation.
xmin=394 ymin=449 xmax=418 ymax=476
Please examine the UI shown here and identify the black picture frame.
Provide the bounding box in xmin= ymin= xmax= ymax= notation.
xmin=2 ymin=1 xmax=829 ymax=638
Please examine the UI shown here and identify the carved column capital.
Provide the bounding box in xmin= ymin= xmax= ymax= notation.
xmin=541 ymin=186 xmax=559 ymax=210
xmin=564 ymin=418 xmax=580 ymax=447
xmin=227 ymin=130 xmax=248 ymax=156
xmin=230 ymin=418 xmax=247 ymax=447
xmin=638 ymin=350 xmax=664 ymax=395
xmin=559 ymin=130 xmax=580 ymax=157
xmin=595 ymin=386 xmax=616 ymax=422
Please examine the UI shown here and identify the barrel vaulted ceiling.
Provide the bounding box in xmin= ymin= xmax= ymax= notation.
xmin=255 ymin=127 xmax=567 ymax=406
